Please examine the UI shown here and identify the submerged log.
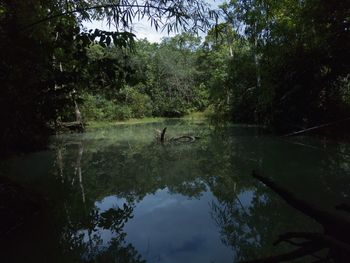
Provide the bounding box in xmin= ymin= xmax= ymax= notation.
xmin=155 ymin=127 xmax=167 ymax=143
xmin=155 ymin=127 xmax=199 ymax=144
xmin=240 ymin=171 xmax=350 ymax=263
xmin=170 ymin=135 xmax=196 ymax=143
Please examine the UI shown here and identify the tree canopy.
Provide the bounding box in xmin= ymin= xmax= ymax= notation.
xmin=0 ymin=0 xmax=218 ymax=153
xmin=0 ymin=0 xmax=350 ymax=153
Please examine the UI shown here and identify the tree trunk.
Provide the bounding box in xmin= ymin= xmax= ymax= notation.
xmin=74 ymin=100 xmax=84 ymax=131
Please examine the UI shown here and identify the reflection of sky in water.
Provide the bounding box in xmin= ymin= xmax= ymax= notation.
xmin=96 ymin=189 xmax=235 ymax=263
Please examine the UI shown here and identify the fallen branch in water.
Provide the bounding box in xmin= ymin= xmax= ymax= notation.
xmin=155 ymin=127 xmax=167 ymax=143
xmin=240 ymin=171 xmax=350 ymax=263
xmin=282 ymin=117 xmax=350 ymax=137
xmin=155 ymin=127 xmax=200 ymax=144
xmin=160 ymin=127 xmax=167 ymax=143
xmin=170 ymin=135 xmax=196 ymax=143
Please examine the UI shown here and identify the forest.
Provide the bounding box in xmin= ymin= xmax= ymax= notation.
xmin=1 ymin=0 xmax=350 ymax=263
xmin=1 ymin=0 xmax=349 ymax=153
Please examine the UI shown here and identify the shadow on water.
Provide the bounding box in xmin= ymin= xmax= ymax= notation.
xmin=236 ymin=172 xmax=350 ymax=263
xmin=1 ymin=119 xmax=350 ymax=262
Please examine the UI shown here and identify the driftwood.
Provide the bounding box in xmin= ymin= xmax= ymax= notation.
xmin=155 ymin=127 xmax=200 ymax=143
xmin=240 ymin=171 xmax=350 ymax=263
xmin=58 ymin=121 xmax=84 ymax=132
xmin=160 ymin=127 xmax=167 ymax=142
xmin=155 ymin=127 xmax=166 ymax=142
xmin=170 ymin=135 xmax=196 ymax=143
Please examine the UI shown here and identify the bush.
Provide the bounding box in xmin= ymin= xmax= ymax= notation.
xmin=81 ymin=93 xmax=117 ymax=121
xmin=120 ymin=85 xmax=153 ymax=118
xmin=81 ymin=85 xmax=154 ymax=122
xmin=114 ymin=105 xmax=132 ymax=120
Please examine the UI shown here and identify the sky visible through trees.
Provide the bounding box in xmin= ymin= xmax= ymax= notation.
xmin=0 ymin=0 xmax=349 ymax=150
xmin=83 ymin=0 xmax=225 ymax=43
xmin=1 ymin=1 xmax=350 ymax=262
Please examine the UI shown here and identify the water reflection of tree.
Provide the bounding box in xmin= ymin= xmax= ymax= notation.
xmin=51 ymin=140 xmax=145 ymax=263
xmin=208 ymin=136 xmax=350 ymax=262
xmin=51 ymin=127 xmax=295 ymax=262
xmin=209 ymin=184 xmax=320 ymax=262
xmin=76 ymin=141 xmax=210 ymax=201
xmin=50 ymin=125 xmax=350 ymax=263
xmin=50 ymin=126 xmax=221 ymax=262
xmin=192 ymin=129 xmax=320 ymax=262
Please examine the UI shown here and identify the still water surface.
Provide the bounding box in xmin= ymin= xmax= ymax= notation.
xmin=1 ymin=119 xmax=350 ymax=262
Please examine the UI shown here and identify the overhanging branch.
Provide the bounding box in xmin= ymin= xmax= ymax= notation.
xmin=22 ymin=4 xmax=175 ymax=31
xmin=21 ymin=1 xmax=217 ymax=32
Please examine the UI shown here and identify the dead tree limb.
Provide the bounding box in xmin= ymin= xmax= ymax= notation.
xmin=241 ymin=172 xmax=350 ymax=263
xmin=160 ymin=127 xmax=167 ymax=143
xmin=155 ymin=127 xmax=200 ymax=144
xmin=170 ymin=135 xmax=196 ymax=143
xmin=282 ymin=117 xmax=350 ymax=137
xmin=252 ymin=171 xmax=350 ymax=240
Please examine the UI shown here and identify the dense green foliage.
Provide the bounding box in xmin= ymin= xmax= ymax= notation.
xmin=80 ymin=34 xmax=209 ymax=121
xmin=2 ymin=1 xmax=350 ymax=261
xmin=0 ymin=0 xmax=216 ymax=153
xmin=213 ymin=0 xmax=350 ymax=130
xmin=0 ymin=0 xmax=138 ymax=151
xmin=0 ymin=0 xmax=350 ymax=152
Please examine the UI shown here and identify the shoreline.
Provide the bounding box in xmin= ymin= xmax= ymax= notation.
xmin=86 ymin=112 xmax=209 ymax=130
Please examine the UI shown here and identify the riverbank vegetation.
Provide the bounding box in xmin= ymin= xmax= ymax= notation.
xmin=79 ymin=34 xmax=210 ymax=122
xmin=1 ymin=0 xmax=349 ymax=152
xmin=1 ymin=1 xmax=350 ymax=262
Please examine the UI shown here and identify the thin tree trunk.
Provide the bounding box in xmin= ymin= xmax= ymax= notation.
xmin=74 ymin=100 xmax=84 ymax=131
xmin=254 ymin=30 xmax=261 ymax=89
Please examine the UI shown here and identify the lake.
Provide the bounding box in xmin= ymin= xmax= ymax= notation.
xmin=1 ymin=118 xmax=350 ymax=263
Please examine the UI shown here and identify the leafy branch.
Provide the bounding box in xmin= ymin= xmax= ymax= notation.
xmin=22 ymin=0 xmax=219 ymax=33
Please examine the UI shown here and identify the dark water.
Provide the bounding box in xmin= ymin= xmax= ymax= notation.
xmin=1 ymin=119 xmax=350 ymax=263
